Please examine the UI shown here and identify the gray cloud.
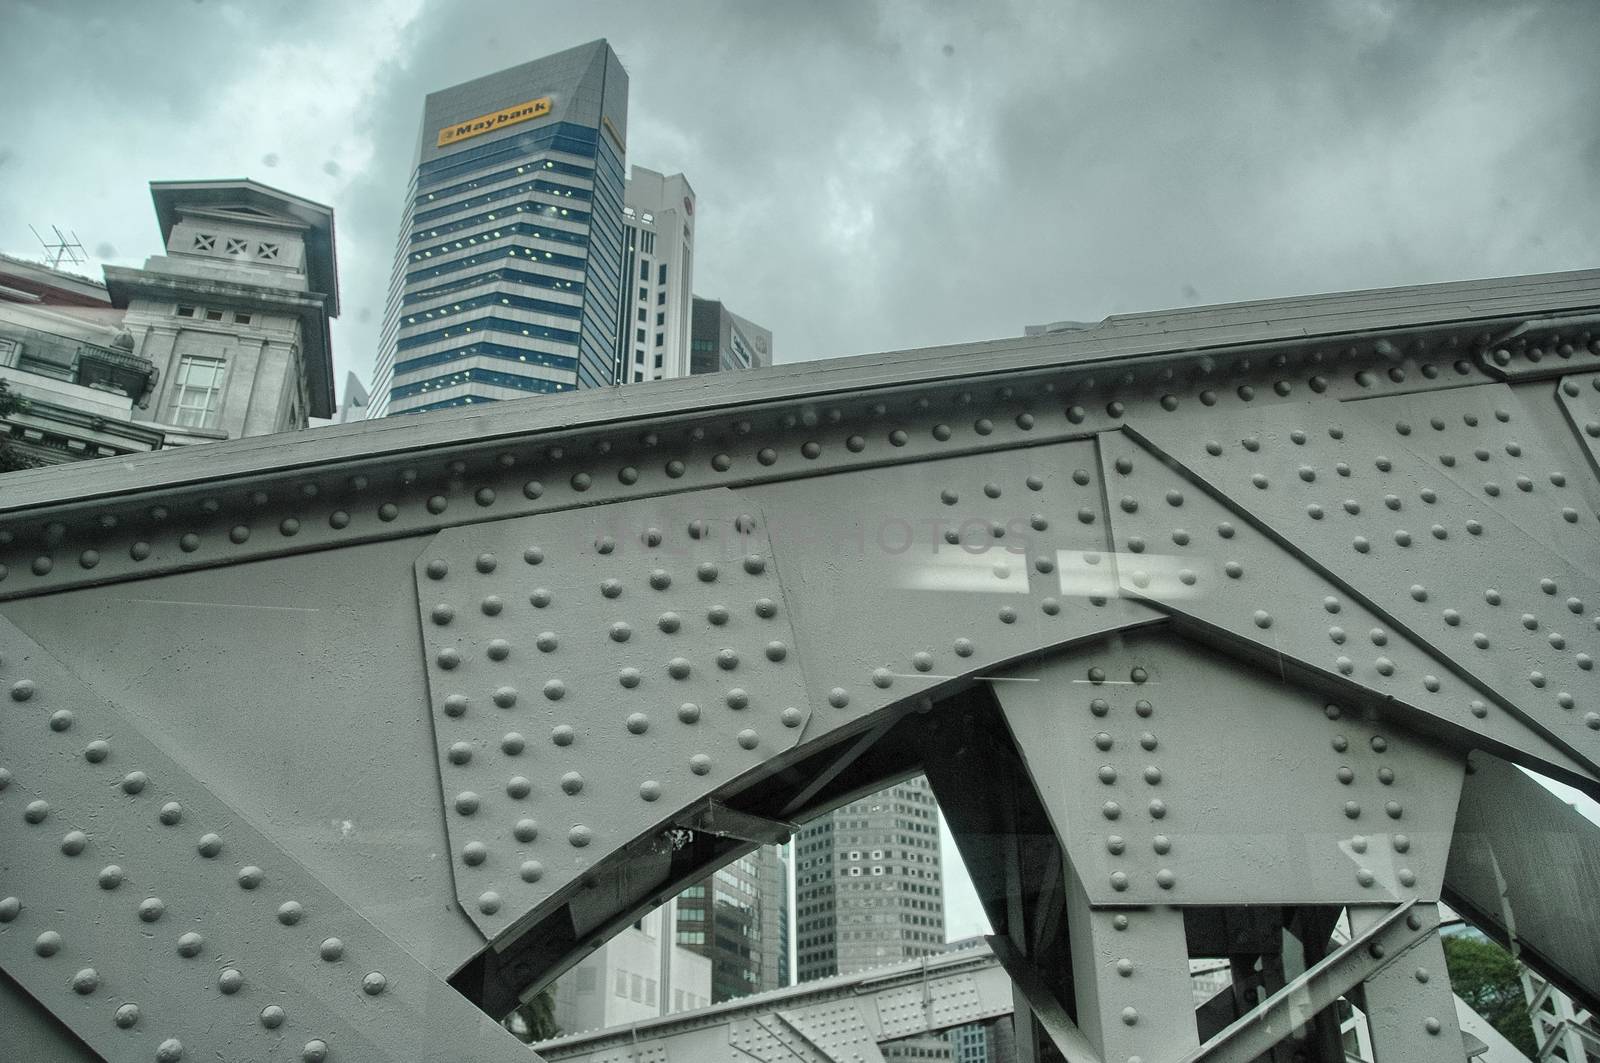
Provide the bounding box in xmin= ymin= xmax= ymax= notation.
xmin=3 ymin=0 xmax=1598 ymax=395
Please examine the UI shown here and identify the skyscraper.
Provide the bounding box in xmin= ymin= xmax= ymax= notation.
xmin=795 ymin=777 xmax=944 ymax=982
xmin=689 ymin=297 xmax=771 ymax=375
xmin=617 ymin=167 xmax=695 ymax=383
xmin=673 ymin=845 xmax=788 ymax=1002
xmin=371 ymin=40 xmax=629 ymax=417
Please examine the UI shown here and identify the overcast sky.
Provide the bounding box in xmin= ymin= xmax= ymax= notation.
xmin=5 ymin=0 xmax=1600 ymax=402
xmin=5 ymin=0 xmax=1600 ymax=944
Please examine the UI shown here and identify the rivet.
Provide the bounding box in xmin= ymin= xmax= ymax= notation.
xmin=159 ymin=802 xmax=182 ymax=825
xmin=176 ymin=932 xmax=204 ymax=958
xmin=24 ymin=799 xmax=49 ymax=824
xmin=261 ymin=1005 xmax=286 ymax=1029
xmin=1155 ymin=868 xmax=1175 ymax=889
xmin=115 ymin=1001 xmax=140 ymax=1027
xmin=303 ymin=1040 xmax=330 ymax=1062
xmin=277 ymin=900 xmax=304 ymax=925
xmin=157 ymin=1037 xmax=184 ymax=1061
xmin=507 ymin=776 xmax=532 ymax=798
xmin=1425 ymin=1018 xmax=1442 ymax=1035
xmin=59 ymin=829 xmax=88 ymax=856
xmin=1121 ymin=1006 xmax=1138 ymax=1026
xmin=197 ymin=833 xmax=222 ymax=858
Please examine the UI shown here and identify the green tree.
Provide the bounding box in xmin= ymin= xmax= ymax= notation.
xmin=1443 ymin=933 xmax=1538 ymax=1058
xmin=0 ymin=378 xmax=36 ymax=473
xmin=503 ymin=987 xmax=560 ymax=1044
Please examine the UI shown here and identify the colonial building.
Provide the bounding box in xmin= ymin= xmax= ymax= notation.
xmin=0 ymin=179 xmax=338 ymax=466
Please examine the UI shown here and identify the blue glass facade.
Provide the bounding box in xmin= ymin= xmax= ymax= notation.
xmin=371 ymin=42 xmax=629 ymax=417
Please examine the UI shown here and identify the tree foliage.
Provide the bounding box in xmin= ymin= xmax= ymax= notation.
xmin=0 ymin=377 xmax=36 ymax=472
xmin=1442 ymin=933 xmax=1538 ymax=1058
xmin=503 ymin=987 xmax=560 ymax=1044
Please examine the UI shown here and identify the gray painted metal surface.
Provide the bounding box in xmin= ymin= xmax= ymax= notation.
xmin=536 ymin=943 xmax=1012 ymax=1063
xmin=3 ymin=269 xmax=1599 ymax=1061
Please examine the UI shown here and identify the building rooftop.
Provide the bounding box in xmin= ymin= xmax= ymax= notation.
xmin=148 ymin=179 xmax=340 ymax=317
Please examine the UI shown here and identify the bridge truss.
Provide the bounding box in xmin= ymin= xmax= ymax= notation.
xmin=2 ymin=269 xmax=1600 ymax=1062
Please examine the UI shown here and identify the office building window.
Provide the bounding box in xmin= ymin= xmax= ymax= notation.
xmin=655 ymin=312 xmax=664 ymax=326
xmin=637 ymin=308 xmax=647 ymax=322
xmin=233 ymin=312 xmax=252 ymax=325
xmin=657 ymin=263 xmax=667 ymax=285
xmin=168 ymin=355 xmax=226 ymax=428
xmin=175 ymin=305 xmax=196 ymax=318
xmin=655 ymin=332 xmax=664 ymax=347
xmin=654 ymin=353 xmax=663 ymax=369
xmin=204 ymin=308 xmax=224 ymax=322
xmin=639 ymin=259 xmax=650 ymax=281
xmin=638 ymin=286 xmax=648 ymax=300
xmin=636 ymin=328 xmax=646 ymax=343
xmin=657 ymin=291 xmax=666 ymax=305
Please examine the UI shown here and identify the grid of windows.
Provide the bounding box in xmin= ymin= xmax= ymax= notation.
xmin=167 ymin=355 xmax=226 ymax=428
xmin=376 ymin=61 xmax=627 ymax=416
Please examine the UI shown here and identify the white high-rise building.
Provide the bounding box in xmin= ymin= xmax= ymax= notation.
xmin=615 ymin=167 xmax=695 ymax=383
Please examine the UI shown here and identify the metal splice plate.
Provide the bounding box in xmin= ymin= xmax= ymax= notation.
xmin=1126 ymin=399 xmax=1600 ymax=778
xmin=416 ymin=488 xmax=812 ymax=939
xmin=748 ymin=441 xmax=1161 ymax=718
xmin=0 ymin=616 xmax=531 ymax=1063
xmin=1097 ymin=427 xmax=1593 ymax=784
xmin=995 ymin=631 xmax=1465 ymax=906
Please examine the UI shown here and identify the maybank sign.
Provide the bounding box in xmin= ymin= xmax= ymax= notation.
xmin=436 ymin=97 xmax=552 ymax=148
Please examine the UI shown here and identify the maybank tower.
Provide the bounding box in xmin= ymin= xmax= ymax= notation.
xmin=371 ymin=41 xmax=629 ymax=416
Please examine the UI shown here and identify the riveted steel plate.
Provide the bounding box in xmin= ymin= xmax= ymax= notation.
xmin=1346 ymin=382 xmax=1600 ymax=572
xmin=748 ymin=441 xmax=1162 ymax=719
xmin=1096 ymin=427 xmax=1592 ymax=784
xmin=1125 ymin=402 xmax=1600 ymax=780
xmin=995 ymin=630 xmax=1465 ymax=905
xmin=779 ymin=1001 xmax=885 ymax=1063
xmin=416 ymin=488 xmax=813 ymax=939
xmin=1559 ymin=373 xmax=1600 ymax=479
xmin=0 ymin=615 xmax=535 ymax=1063
xmin=1063 ymin=878 xmax=1197 ymax=1061
xmin=730 ymin=1014 xmax=833 ymax=1063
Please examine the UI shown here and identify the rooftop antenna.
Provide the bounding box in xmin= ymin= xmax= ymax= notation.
xmin=29 ymin=224 xmax=88 ymax=271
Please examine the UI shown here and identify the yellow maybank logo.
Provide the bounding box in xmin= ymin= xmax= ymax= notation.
xmin=436 ymin=97 xmax=553 ymax=148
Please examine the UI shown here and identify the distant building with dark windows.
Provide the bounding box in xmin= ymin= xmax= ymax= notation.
xmin=673 ymin=845 xmax=788 ymax=1002
xmin=690 ymin=297 xmax=771 ymax=376
xmin=795 ymin=777 xmax=944 ymax=983
xmin=371 ymin=40 xmax=629 ymax=416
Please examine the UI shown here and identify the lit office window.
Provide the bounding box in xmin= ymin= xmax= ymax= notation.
xmin=168 ymin=355 xmax=226 ymax=428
